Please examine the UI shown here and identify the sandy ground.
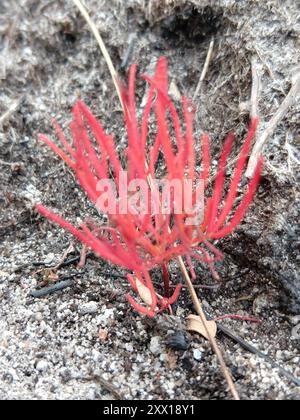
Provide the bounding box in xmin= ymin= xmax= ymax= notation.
xmin=0 ymin=0 xmax=299 ymax=400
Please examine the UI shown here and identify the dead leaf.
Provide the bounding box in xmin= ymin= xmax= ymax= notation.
xmin=135 ymin=278 xmax=155 ymax=307
xmin=186 ymin=314 xmax=217 ymax=341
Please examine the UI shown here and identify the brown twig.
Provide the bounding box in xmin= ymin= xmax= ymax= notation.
xmin=52 ymin=243 xmax=75 ymax=270
xmin=0 ymin=96 xmax=23 ymax=129
xmin=84 ymin=375 xmax=123 ymax=399
xmin=71 ymin=0 xmax=124 ymax=111
xmin=250 ymin=57 xmax=261 ymax=119
xmin=177 ymin=256 xmax=240 ymax=400
xmin=193 ymin=38 xmax=215 ymax=101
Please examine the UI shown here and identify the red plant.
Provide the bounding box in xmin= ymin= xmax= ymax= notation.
xmin=36 ymin=57 xmax=263 ymax=317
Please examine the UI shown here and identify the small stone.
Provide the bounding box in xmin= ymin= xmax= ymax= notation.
xmin=149 ymin=336 xmax=161 ymax=355
xmin=262 ymin=376 xmax=270 ymax=385
xmin=0 ymin=270 xmax=9 ymax=279
xmin=291 ymin=324 xmax=300 ymax=340
xmin=92 ymin=350 xmax=100 ymax=362
xmin=239 ymin=100 xmax=250 ymax=113
xmin=36 ymin=360 xmax=48 ymax=373
xmin=193 ymin=349 xmax=202 ymax=361
xmin=44 ymin=253 xmax=55 ymax=265
xmin=125 ymin=343 xmax=133 ymax=353
xmin=289 ymin=315 xmax=300 ymax=326
xmin=103 ymin=308 xmax=114 ymax=320
xmin=79 ymin=302 xmax=98 ymax=315
xmin=159 ymin=353 xmax=167 ymax=362
xmin=97 ymin=308 xmax=115 ymax=326
xmin=253 ymin=294 xmax=274 ymax=315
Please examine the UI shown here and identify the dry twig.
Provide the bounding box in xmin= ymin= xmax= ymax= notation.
xmin=88 ymin=375 xmax=123 ymax=399
xmin=250 ymin=58 xmax=261 ymax=119
xmin=0 ymin=97 xmax=23 ymax=129
xmin=177 ymin=256 xmax=240 ymax=400
xmin=193 ymin=38 xmax=215 ymax=101
xmin=71 ymin=0 xmax=124 ymax=110
xmin=246 ymin=71 xmax=300 ymax=177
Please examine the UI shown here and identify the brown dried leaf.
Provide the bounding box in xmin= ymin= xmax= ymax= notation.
xmin=135 ymin=278 xmax=155 ymax=307
xmin=186 ymin=314 xmax=217 ymax=341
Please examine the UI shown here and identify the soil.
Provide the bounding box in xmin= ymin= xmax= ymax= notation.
xmin=0 ymin=0 xmax=299 ymax=400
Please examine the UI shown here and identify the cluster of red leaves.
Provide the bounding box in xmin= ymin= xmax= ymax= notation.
xmin=36 ymin=57 xmax=263 ymax=317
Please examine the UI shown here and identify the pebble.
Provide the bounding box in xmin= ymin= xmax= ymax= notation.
xmin=291 ymin=324 xmax=300 ymax=340
xmin=43 ymin=253 xmax=55 ymax=265
xmin=193 ymin=349 xmax=203 ymax=361
xmin=102 ymin=308 xmax=114 ymax=320
xmin=125 ymin=343 xmax=134 ymax=353
xmin=253 ymin=294 xmax=270 ymax=315
xmin=36 ymin=360 xmax=48 ymax=373
xmin=79 ymin=302 xmax=98 ymax=315
xmin=159 ymin=353 xmax=167 ymax=362
xmin=290 ymin=315 xmax=300 ymax=326
xmin=97 ymin=308 xmax=115 ymax=326
xmin=149 ymin=336 xmax=161 ymax=355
